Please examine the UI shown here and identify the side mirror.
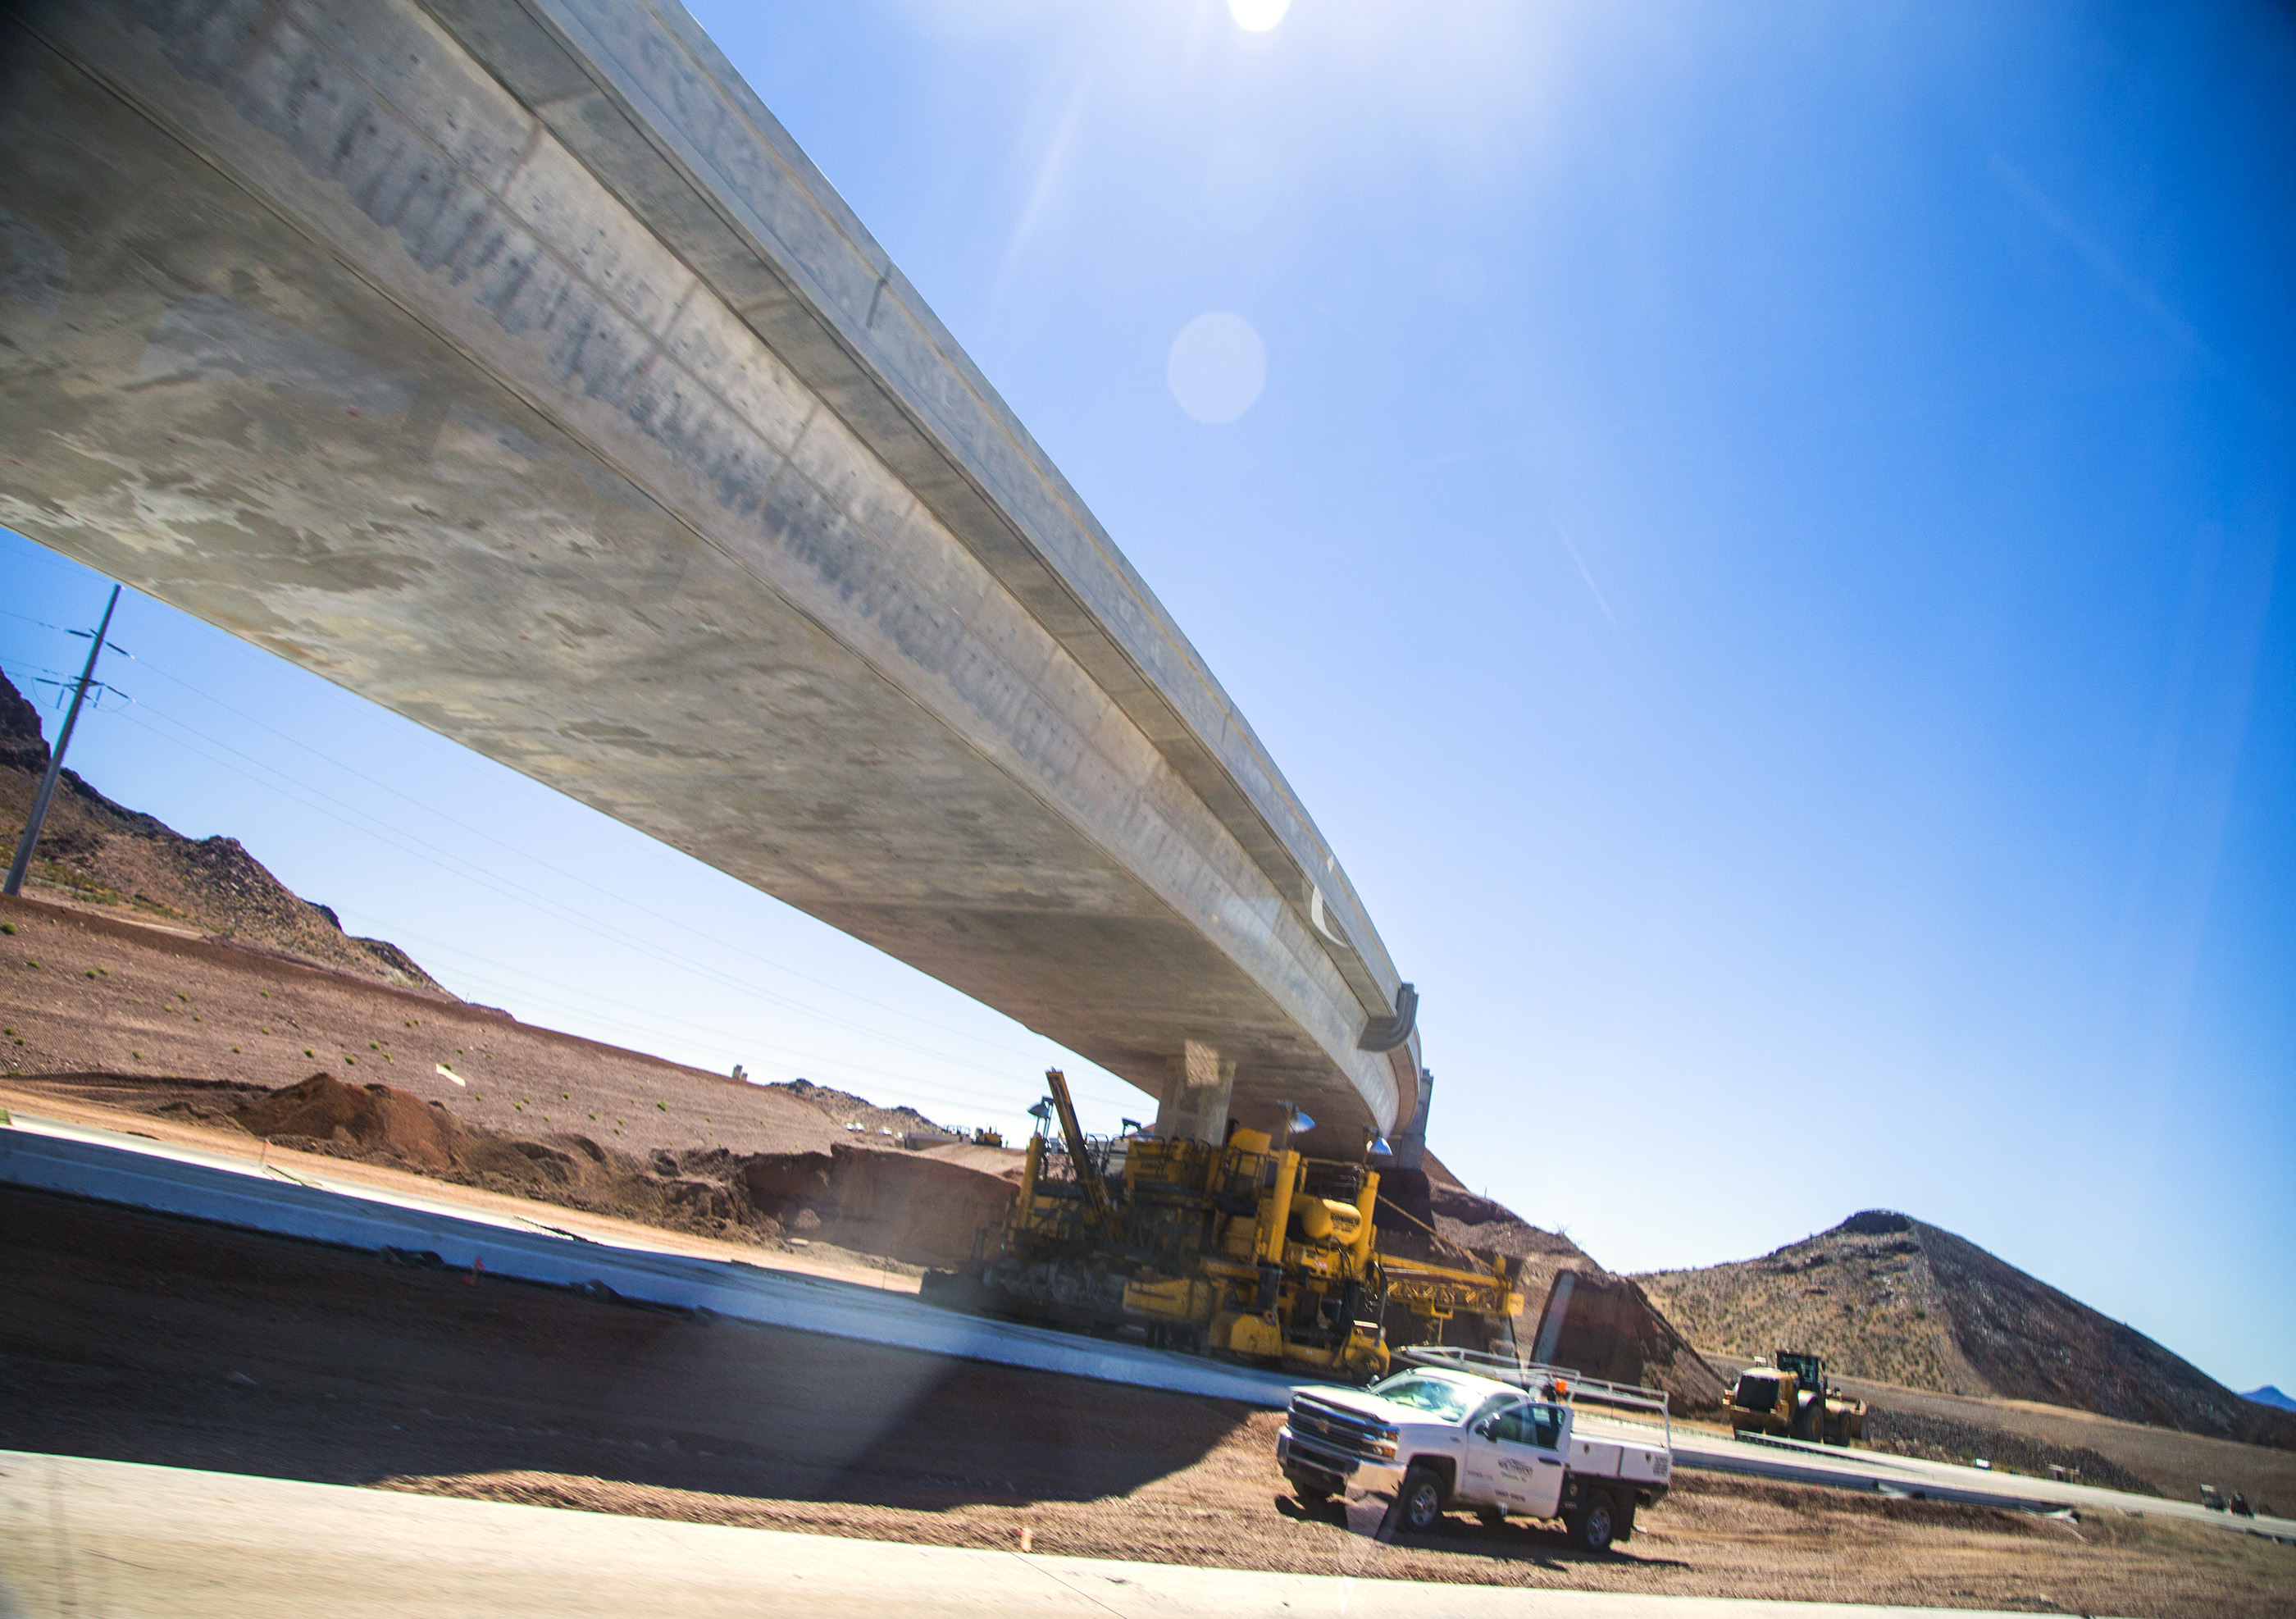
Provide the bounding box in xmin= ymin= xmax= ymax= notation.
xmin=1474 ymin=1418 xmax=1498 ymax=1439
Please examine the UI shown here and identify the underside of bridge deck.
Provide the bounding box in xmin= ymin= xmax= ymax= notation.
xmin=0 ymin=0 xmax=1420 ymax=1145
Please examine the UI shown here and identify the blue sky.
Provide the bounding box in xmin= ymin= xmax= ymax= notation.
xmin=3 ymin=0 xmax=2289 ymax=1389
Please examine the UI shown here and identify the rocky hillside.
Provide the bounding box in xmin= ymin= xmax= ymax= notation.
xmin=1 ymin=668 xmax=440 ymax=992
xmin=767 ymin=1077 xmax=955 ymax=1138
xmin=1635 ymin=1210 xmax=2296 ymax=1448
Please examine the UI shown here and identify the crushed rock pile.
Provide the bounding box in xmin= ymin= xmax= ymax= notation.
xmin=1635 ymin=1210 xmax=2296 ymax=1449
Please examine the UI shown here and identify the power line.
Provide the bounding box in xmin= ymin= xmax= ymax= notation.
xmin=387 ymin=930 xmax=1132 ymax=1120
xmin=50 ymin=702 xmax=1132 ymax=1120
xmin=109 ymin=645 xmax=1047 ymax=1063
xmin=107 ymin=700 xmax=1064 ymax=1086
xmin=2 ymin=572 xmax=1150 ymax=1122
xmin=7 ymin=586 xmax=120 ymax=896
xmin=0 ymin=542 xmax=101 ymax=585
xmin=80 ymin=702 xmax=1144 ymax=1120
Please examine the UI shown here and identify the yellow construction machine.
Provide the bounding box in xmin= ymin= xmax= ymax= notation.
xmin=1722 ymin=1350 xmax=1867 ymax=1445
xmin=931 ymin=1069 xmax=1520 ymax=1382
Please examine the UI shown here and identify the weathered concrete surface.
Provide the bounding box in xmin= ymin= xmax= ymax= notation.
xmin=0 ymin=0 xmax=1417 ymax=1138
xmin=3 ymin=1453 xmax=2035 ymax=1619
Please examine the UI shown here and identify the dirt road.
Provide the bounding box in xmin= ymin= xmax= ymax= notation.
xmin=3 ymin=1188 xmax=2287 ymax=1616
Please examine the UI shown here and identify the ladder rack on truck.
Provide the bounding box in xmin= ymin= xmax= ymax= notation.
xmin=1397 ymin=1345 xmax=1673 ymax=1446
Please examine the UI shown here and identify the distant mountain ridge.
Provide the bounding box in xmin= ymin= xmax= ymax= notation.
xmin=1634 ymin=1210 xmax=2296 ymax=1450
xmin=2244 ymin=1385 xmax=2296 ymax=1412
xmin=768 ymin=1077 xmax=954 ymax=1138
xmin=1 ymin=668 xmax=443 ymax=992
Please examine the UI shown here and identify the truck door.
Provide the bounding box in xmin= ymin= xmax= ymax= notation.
xmin=1461 ymin=1399 xmax=1521 ymax=1507
xmin=1466 ymin=1402 xmax=1565 ymax=1512
xmin=1510 ymin=1403 xmax=1569 ymax=1517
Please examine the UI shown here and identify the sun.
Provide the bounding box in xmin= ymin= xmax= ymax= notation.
xmin=1228 ymin=0 xmax=1292 ymax=34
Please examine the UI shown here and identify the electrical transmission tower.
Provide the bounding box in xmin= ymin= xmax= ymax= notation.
xmin=5 ymin=584 xmax=124 ymax=897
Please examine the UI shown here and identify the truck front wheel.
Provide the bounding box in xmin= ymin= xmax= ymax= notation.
xmin=1565 ymin=1492 xmax=1617 ymax=1553
xmin=1398 ymin=1465 xmax=1448 ymax=1533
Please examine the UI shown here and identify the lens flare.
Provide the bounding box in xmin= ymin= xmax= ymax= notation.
xmin=1228 ymin=0 xmax=1291 ymax=34
xmin=1167 ymin=313 xmax=1267 ymax=424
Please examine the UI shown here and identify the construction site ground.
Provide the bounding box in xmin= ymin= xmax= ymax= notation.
xmin=0 ymin=1077 xmax=936 ymax=1292
xmin=1697 ymin=1355 xmax=2296 ymax=1512
xmin=5 ymin=1187 xmax=2289 ymax=1618
xmin=0 ymin=894 xmax=984 ymax=1163
xmin=15 ymin=1069 xmax=2294 ymax=1521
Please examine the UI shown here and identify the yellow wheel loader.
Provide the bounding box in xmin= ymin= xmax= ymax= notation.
xmin=1722 ymin=1350 xmax=1867 ymax=1445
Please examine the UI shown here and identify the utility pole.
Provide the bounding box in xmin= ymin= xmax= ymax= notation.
xmin=5 ymin=584 xmax=122 ymax=897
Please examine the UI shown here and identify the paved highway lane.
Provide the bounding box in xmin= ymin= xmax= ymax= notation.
xmin=0 ymin=1451 xmax=2028 ymax=1619
xmin=1670 ymin=1430 xmax=2296 ymax=1543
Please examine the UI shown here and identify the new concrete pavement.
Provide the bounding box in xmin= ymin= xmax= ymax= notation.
xmin=0 ymin=1110 xmax=1299 ymax=1410
xmin=1671 ymin=1431 xmax=2295 ymax=1544
xmin=0 ymin=1451 xmax=2025 ymax=1619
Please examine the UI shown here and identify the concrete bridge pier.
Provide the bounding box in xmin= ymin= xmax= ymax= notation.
xmin=1154 ymin=1040 xmax=1236 ymax=1145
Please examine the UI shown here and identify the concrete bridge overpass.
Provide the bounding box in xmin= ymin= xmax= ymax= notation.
xmin=0 ymin=0 xmax=1423 ymax=1147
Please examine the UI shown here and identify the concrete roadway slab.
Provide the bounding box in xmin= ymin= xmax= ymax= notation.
xmin=0 ymin=1450 xmax=2023 ymax=1619
xmin=1670 ymin=1430 xmax=2296 ymax=1545
xmin=0 ymin=1109 xmax=1298 ymax=1410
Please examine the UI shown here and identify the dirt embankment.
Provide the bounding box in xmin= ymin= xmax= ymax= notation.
xmin=1374 ymin=1169 xmax=1723 ymax=1411
xmin=61 ymin=1065 xmax=1020 ymax=1266
xmin=0 ymin=893 xmax=904 ymax=1162
xmin=0 ymin=670 xmax=439 ymax=990
xmin=7 ymin=1188 xmax=2289 ymax=1619
xmin=740 ymin=1145 xmax=1017 ymax=1270
xmin=1635 ymin=1211 xmax=2296 ymax=1451
xmin=1527 ymin=1271 xmax=1732 ymax=1415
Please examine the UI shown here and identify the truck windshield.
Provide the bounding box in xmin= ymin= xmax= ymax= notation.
xmin=1368 ymin=1373 xmax=1478 ymax=1421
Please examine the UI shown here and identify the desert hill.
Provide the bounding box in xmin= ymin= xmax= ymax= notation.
xmin=768 ymin=1076 xmax=956 ymax=1138
xmin=1 ymin=669 xmax=439 ymax=992
xmin=1635 ymin=1210 xmax=2296 ymax=1449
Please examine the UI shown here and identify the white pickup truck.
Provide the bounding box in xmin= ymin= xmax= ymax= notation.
xmin=1276 ymin=1348 xmax=1674 ymax=1552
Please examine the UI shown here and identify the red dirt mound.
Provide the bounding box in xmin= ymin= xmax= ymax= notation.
xmin=740 ymin=1146 xmax=1016 ymax=1270
xmin=234 ymin=1072 xmax=458 ymax=1172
